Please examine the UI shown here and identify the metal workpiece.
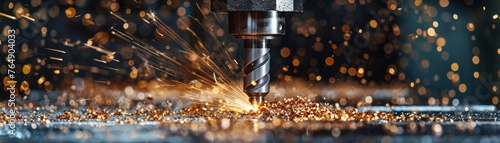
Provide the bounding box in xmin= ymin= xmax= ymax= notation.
xmin=243 ymin=39 xmax=271 ymax=101
xmin=211 ymin=0 xmax=303 ymax=12
xmin=228 ymin=11 xmax=285 ymax=39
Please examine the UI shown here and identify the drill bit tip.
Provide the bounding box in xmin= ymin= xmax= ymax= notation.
xmin=248 ymin=94 xmax=265 ymax=110
xmin=252 ymin=103 xmax=260 ymax=111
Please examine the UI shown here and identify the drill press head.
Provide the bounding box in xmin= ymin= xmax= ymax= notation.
xmin=211 ymin=0 xmax=303 ymax=12
xmin=211 ymin=0 xmax=303 ymax=107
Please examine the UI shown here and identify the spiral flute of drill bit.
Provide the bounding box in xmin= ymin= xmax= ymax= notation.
xmin=243 ymin=39 xmax=271 ymax=105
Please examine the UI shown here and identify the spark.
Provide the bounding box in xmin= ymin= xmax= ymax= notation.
xmin=63 ymin=40 xmax=81 ymax=47
xmin=94 ymin=59 xmax=107 ymax=63
xmin=110 ymin=11 xmax=127 ymax=23
xmin=189 ymin=15 xmax=209 ymax=33
xmin=141 ymin=18 xmax=150 ymax=24
xmin=0 ymin=12 xmax=17 ymax=20
xmin=213 ymin=73 xmax=218 ymax=84
xmin=156 ymin=29 xmax=164 ymax=37
xmin=252 ymin=103 xmax=260 ymax=111
xmin=195 ymin=2 xmax=207 ymax=20
xmin=45 ymin=48 xmax=67 ymax=54
xmin=101 ymin=66 xmax=120 ymax=72
xmin=108 ymin=12 xmax=254 ymax=112
xmin=21 ymin=15 xmax=35 ymax=21
xmin=83 ymin=42 xmax=114 ymax=55
xmin=148 ymin=64 xmax=176 ymax=77
xmin=49 ymin=57 xmax=63 ymax=61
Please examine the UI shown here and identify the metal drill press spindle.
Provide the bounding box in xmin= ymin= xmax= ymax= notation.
xmin=211 ymin=0 xmax=303 ymax=106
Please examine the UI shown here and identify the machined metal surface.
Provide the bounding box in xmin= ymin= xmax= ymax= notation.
xmin=211 ymin=0 xmax=303 ymax=12
xmin=3 ymin=107 xmax=500 ymax=143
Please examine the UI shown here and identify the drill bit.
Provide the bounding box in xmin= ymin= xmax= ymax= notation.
xmin=227 ymin=11 xmax=284 ymax=107
xmin=243 ymin=39 xmax=270 ymax=108
xmin=210 ymin=0 xmax=303 ymax=106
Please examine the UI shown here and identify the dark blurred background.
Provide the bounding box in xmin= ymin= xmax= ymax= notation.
xmin=0 ymin=0 xmax=499 ymax=106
